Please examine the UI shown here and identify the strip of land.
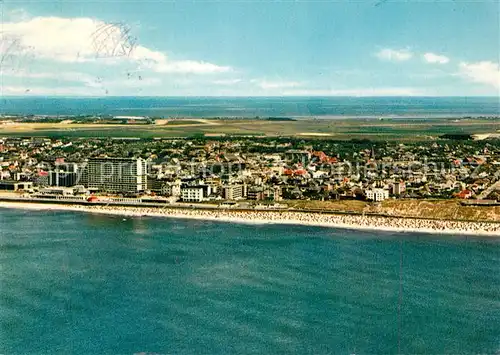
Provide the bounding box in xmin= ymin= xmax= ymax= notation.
xmin=2 ymin=118 xmax=499 ymax=140
xmin=1 ymin=201 xmax=499 ymax=237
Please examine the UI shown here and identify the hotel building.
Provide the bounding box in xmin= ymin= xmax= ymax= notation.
xmin=83 ymin=157 xmax=147 ymax=193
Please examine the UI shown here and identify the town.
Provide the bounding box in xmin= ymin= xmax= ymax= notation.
xmin=1 ymin=135 xmax=499 ymax=208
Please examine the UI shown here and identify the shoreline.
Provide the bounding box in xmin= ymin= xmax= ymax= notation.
xmin=2 ymin=114 xmax=499 ymax=121
xmin=1 ymin=201 xmax=499 ymax=237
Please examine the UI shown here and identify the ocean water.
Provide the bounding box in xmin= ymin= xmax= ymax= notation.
xmin=0 ymin=208 xmax=499 ymax=354
xmin=1 ymin=96 xmax=499 ymax=117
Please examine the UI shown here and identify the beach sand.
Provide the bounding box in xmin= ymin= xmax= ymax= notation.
xmin=1 ymin=201 xmax=499 ymax=237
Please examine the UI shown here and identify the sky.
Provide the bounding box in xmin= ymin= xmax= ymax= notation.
xmin=0 ymin=0 xmax=499 ymax=97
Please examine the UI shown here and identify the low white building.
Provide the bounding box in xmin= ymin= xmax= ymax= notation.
xmin=312 ymin=170 xmax=329 ymax=179
xmin=181 ymin=186 xmax=205 ymax=202
xmin=38 ymin=186 xmax=76 ymax=196
xmin=366 ymin=188 xmax=389 ymax=202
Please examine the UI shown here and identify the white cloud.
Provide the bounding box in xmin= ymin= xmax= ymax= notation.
xmin=375 ymin=48 xmax=413 ymax=62
xmin=2 ymin=16 xmax=112 ymax=62
xmin=251 ymin=79 xmax=301 ymax=89
xmin=0 ymin=13 xmax=231 ymax=74
xmin=0 ymin=85 xmax=103 ymax=96
xmin=0 ymin=69 xmax=95 ymax=82
xmin=0 ymin=67 xmax=161 ymax=96
xmin=282 ymin=87 xmax=423 ymax=96
xmin=423 ymin=53 xmax=450 ymax=64
xmin=105 ymin=77 xmax=161 ymax=88
xmin=213 ymin=79 xmax=242 ymax=85
xmin=408 ymin=69 xmax=450 ymax=80
xmin=459 ymin=61 xmax=500 ymax=88
xmin=0 ymin=75 xmax=161 ymax=96
xmin=153 ymin=60 xmax=231 ymax=74
xmin=129 ymin=45 xmax=167 ymax=64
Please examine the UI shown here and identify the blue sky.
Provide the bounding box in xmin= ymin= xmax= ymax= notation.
xmin=0 ymin=0 xmax=499 ymax=96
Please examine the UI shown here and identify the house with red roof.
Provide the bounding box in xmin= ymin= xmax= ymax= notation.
xmin=455 ymin=189 xmax=473 ymax=199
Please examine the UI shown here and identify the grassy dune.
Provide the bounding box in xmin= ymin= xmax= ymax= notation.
xmin=285 ymin=199 xmax=500 ymax=222
xmin=286 ymin=200 xmax=369 ymax=212
xmin=380 ymin=199 xmax=500 ymax=222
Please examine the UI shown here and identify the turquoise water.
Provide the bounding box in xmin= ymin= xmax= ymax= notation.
xmin=1 ymin=96 xmax=499 ymax=117
xmin=1 ymin=209 xmax=499 ymax=354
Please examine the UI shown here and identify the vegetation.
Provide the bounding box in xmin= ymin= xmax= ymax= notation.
xmin=1 ymin=118 xmax=499 ymax=141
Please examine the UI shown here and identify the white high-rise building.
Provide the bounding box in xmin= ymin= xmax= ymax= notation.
xmin=84 ymin=157 xmax=147 ymax=193
xmin=222 ymin=184 xmax=245 ymax=200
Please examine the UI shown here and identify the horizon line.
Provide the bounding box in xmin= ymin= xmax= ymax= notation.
xmin=1 ymin=95 xmax=499 ymax=99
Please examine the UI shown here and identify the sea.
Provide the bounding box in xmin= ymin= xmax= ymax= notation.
xmin=1 ymin=96 xmax=499 ymax=117
xmin=1 ymin=208 xmax=499 ymax=354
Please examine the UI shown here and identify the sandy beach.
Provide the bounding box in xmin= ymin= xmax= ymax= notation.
xmin=1 ymin=201 xmax=499 ymax=237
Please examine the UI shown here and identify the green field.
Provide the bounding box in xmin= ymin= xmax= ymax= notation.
xmin=1 ymin=118 xmax=499 ymax=140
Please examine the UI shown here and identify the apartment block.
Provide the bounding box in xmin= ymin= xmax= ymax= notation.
xmin=83 ymin=157 xmax=147 ymax=193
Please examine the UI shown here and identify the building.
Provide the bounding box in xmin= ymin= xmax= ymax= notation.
xmin=34 ymin=171 xmax=49 ymax=186
xmin=38 ymin=187 xmax=76 ymax=196
xmin=247 ymin=187 xmax=265 ymax=201
xmin=181 ymin=184 xmax=212 ymax=202
xmin=284 ymin=150 xmax=311 ymax=163
xmin=264 ymin=186 xmax=283 ymax=201
xmin=0 ymin=180 xmax=33 ymax=191
xmin=222 ymin=184 xmax=245 ymax=200
xmin=161 ymin=180 xmax=182 ymax=197
xmin=369 ymin=146 xmax=376 ymax=161
xmin=149 ymin=178 xmax=181 ymax=197
xmin=392 ymin=181 xmax=406 ymax=195
xmin=455 ymin=189 xmax=473 ymax=199
xmin=366 ymin=188 xmax=389 ymax=202
xmin=55 ymin=162 xmax=79 ymax=173
xmin=83 ymin=157 xmax=147 ymax=193
xmin=49 ymin=170 xmax=78 ymax=187
xmin=181 ymin=186 xmax=205 ymax=202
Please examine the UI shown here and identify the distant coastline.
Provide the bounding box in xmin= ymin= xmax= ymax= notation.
xmin=1 ymin=201 xmax=499 ymax=237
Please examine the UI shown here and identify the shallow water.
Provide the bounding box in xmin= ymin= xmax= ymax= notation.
xmin=1 ymin=209 xmax=499 ymax=354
